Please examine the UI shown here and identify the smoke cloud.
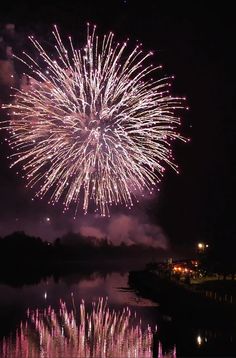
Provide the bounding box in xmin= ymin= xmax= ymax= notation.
xmin=77 ymin=213 xmax=168 ymax=249
xmin=0 ymin=212 xmax=169 ymax=249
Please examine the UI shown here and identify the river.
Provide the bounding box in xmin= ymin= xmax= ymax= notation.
xmin=0 ymin=268 xmax=235 ymax=357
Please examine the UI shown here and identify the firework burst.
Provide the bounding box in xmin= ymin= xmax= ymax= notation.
xmin=3 ymin=25 xmax=187 ymax=216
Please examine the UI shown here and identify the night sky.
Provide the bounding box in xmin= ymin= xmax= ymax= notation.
xmin=0 ymin=1 xmax=234 ymax=253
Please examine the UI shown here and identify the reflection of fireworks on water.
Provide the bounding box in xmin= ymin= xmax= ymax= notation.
xmin=1 ymin=297 xmax=176 ymax=357
xmin=3 ymin=25 xmax=187 ymax=216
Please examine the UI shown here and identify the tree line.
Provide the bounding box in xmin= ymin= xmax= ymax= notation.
xmin=0 ymin=231 xmax=164 ymax=264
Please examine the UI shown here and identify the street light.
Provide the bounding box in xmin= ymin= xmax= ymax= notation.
xmin=197 ymin=242 xmax=209 ymax=252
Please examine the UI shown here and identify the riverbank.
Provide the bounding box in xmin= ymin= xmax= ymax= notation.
xmin=0 ymin=258 xmax=148 ymax=287
xmin=128 ymin=270 xmax=236 ymax=325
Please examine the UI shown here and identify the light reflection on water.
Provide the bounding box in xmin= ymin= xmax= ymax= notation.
xmin=1 ymin=297 xmax=175 ymax=358
xmin=1 ymin=270 xmax=235 ymax=356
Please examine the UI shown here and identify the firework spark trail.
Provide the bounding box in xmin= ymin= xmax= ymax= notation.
xmin=2 ymin=25 xmax=187 ymax=216
xmin=0 ymin=298 xmax=176 ymax=358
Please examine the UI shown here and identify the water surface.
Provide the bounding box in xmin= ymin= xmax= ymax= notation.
xmin=0 ymin=269 xmax=236 ymax=357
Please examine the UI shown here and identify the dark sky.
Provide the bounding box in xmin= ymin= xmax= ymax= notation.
xmin=0 ymin=1 xmax=234 ymax=251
